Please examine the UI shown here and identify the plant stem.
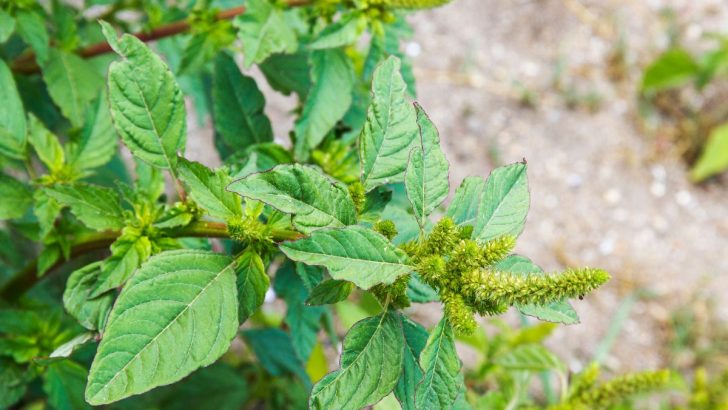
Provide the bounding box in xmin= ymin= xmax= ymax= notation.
xmin=0 ymin=221 xmax=300 ymax=301
xmin=11 ymin=1 xmax=310 ymax=75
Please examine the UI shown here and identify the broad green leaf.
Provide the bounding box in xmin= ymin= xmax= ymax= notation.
xmin=641 ymin=48 xmax=699 ymax=93
xmin=0 ymin=10 xmax=14 ymax=43
xmin=306 ymin=280 xmax=354 ymax=305
xmin=309 ymin=13 xmax=364 ymax=50
xmin=691 ymin=123 xmax=728 ymax=182
xmin=91 ymin=234 xmax=152 ymax=297
xmin=16 ymin=10 xmax=49 ymax=64
xmin=280 ymin=226 xmax=412 ymax=290
xmin=0 ymin=60 xmax=27 ymax=159
xmin=294 ymin=49 xmax=354 ymax=160
xmin=496 ymin=344 xmax=564 ymax=372
xmin=242 ymin=328 xmax=310 ymax=384
xmin=0 ymin=173 xmax=32 ymax=220
xmin=235 ymin=249 xmax=269 ymax=324
xmin=228 ymin=164 xmax=357 ymax=233
xmin=28 ymin=114 xmax=64 ymax=172
xmin=446 ymin=176 xmax=486 ymax=227
xmin=67 ymin=93 xmax=117 ymax=172
xmin=495 ymin=255 xmax=579 ymax=325
xmin=45 ymin=183 xmax=125 ymax=231
xmin=360 ymin=56 xmax=418 ymax=191
xmin=234 ymin=0 xmax=297 ymax=68
xmin=274 ymin=262 xmax=326 ymax=362
xmin=473 ymin=162 xmax=529 ymax=242
xmin=42 ymin=48 xmax=104 ymax=128
xmin=43 ymin=360 xmax=91 ymax=410
xmin=212 ymin=53 xmax=273 ymax=152
xmin=415 ymin=318 xmax=463 ymax=410
xmin=405 ymin=104 xmax=450 ymax=229
xmin=63 ymin=262 xmax=114 ymax=331
xmin=102 ymin=22 xmax=186 ymax=170
xmin=0 ymin=358 xmax=29 ymax=409
xmin=395 ymin=316 xmax=428 ymax=410
xmin=86 ymin=250 xmax=239 ymax=405
xmin=177 ymin=158 xmax=242 ymax=220
xmin=259 ymin=52 xmax=312 ymax=98
xmin=309 ymin=311 xmax=405 ymax=409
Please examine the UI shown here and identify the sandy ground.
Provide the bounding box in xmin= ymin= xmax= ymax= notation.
xmin=404 ymin=0 xmax=728 ymax=372
xmin=182 ymin=0 xmax=728 ymax=375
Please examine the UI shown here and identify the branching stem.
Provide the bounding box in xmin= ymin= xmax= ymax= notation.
xmin=11 ymin=0 xmax=311 ymax=74
xmin=0 ymin=221 xmax=301 ymax=301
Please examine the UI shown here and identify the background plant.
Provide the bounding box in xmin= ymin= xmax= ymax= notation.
xmin=640 ymin=35 xmax=728 ymax=182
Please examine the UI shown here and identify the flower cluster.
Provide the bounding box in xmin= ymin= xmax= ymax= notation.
xmin=549 ymin=369 xmax=672 ymax=409
xmin=403 ymin=217 xmax=610 ymax=335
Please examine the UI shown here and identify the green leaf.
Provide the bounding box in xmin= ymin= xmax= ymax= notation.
xmin=446 ymin=176 xmax=486 ymax=227
xmin=0 ymin=60 xmax=27 ymax=160
xmin=242 ymin=328 xmax=310 ymax=384
xmin=49 ymin=333 xmax=94 ymax=360
xmin=177 ymin=158 xmax=242 ymax=220
xmin=405 ymin=104 xmax=450 ymax=229
xmin=155 ymin=363 xmax=248 ymax=410
xmin=641 ymin=48 xmax=699 ymax=93
xmin=495 ymin=255 xmax=579 ymax=325
xmin=691 ymin=122 xmax=728 ymax=182
xmin=16 ymin=10 xmax=49 ymax=64
xmin=472 ymin=162 xmax=529 ymax=242
xmin=395 ymin=316 xmax=428 ymax=410
xmin=496 ymin=344 xmax=564 ymax=372
xmin=91 ymin=234 xmax=152 ymax=297
xmin=85 ymin=250 xmax=239 ymax=405
xmin=415 ymin=318 xmax=463 ymax=410
xmin=235 ymin=249 xmax=269 ymax=324
xmin=0 ymin=173 xmax=32 ymax=220
xmin=234 ymin=0 xmax=297 ymax=68
xmin=406 ymin=273 xmax=439 ymax=303
xmin=103 ymin=22 xmax=186 ymax=170
xmin=309 ymin=311 xmax=405 ymax=409
xmin=228 ymin=164 xmax=357 ymax=233
xmin=259 ymin=52 xmax=312 ymax=98
xmin=274 ymin=262 xmax=326 ymax=362
xmin=28 ymin=114 xmax=64 ymax=172
xmin=33 ymin=189 xmax=63 ymax=238
xmin=294 ymin=49 xmax=354 ymax=160
xmin=360 ymin=56 xmax=418 ymax=191
xmin=309 ymin=13 xmax=364 ymax=50
xmin=66 ymin=93 xmax=118 ymax=172
xmin=63 ymin=262 xmax=114 ymax=331
xmin=306 ymin=280 xmax=354 ymax=305
xmin=0 ymin=358 xmax=29 ymax=409
xmin=43 ymin=360 xmax=92 ymax=410
xmin=212 ymin=53 xmax=274 ymax=152
xmin=280 ymin=226 xmax=412 ymax=290
xmin=0 ymin=10 xmax=15 ymax=43
xmin=45 ymin=183 xmax=125 ymax=231
xmin=42 ymin=48 xmax=104 ymax=128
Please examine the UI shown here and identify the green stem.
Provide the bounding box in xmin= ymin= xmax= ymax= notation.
xmin=0 ymin=221 xmax=301 ymax=301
